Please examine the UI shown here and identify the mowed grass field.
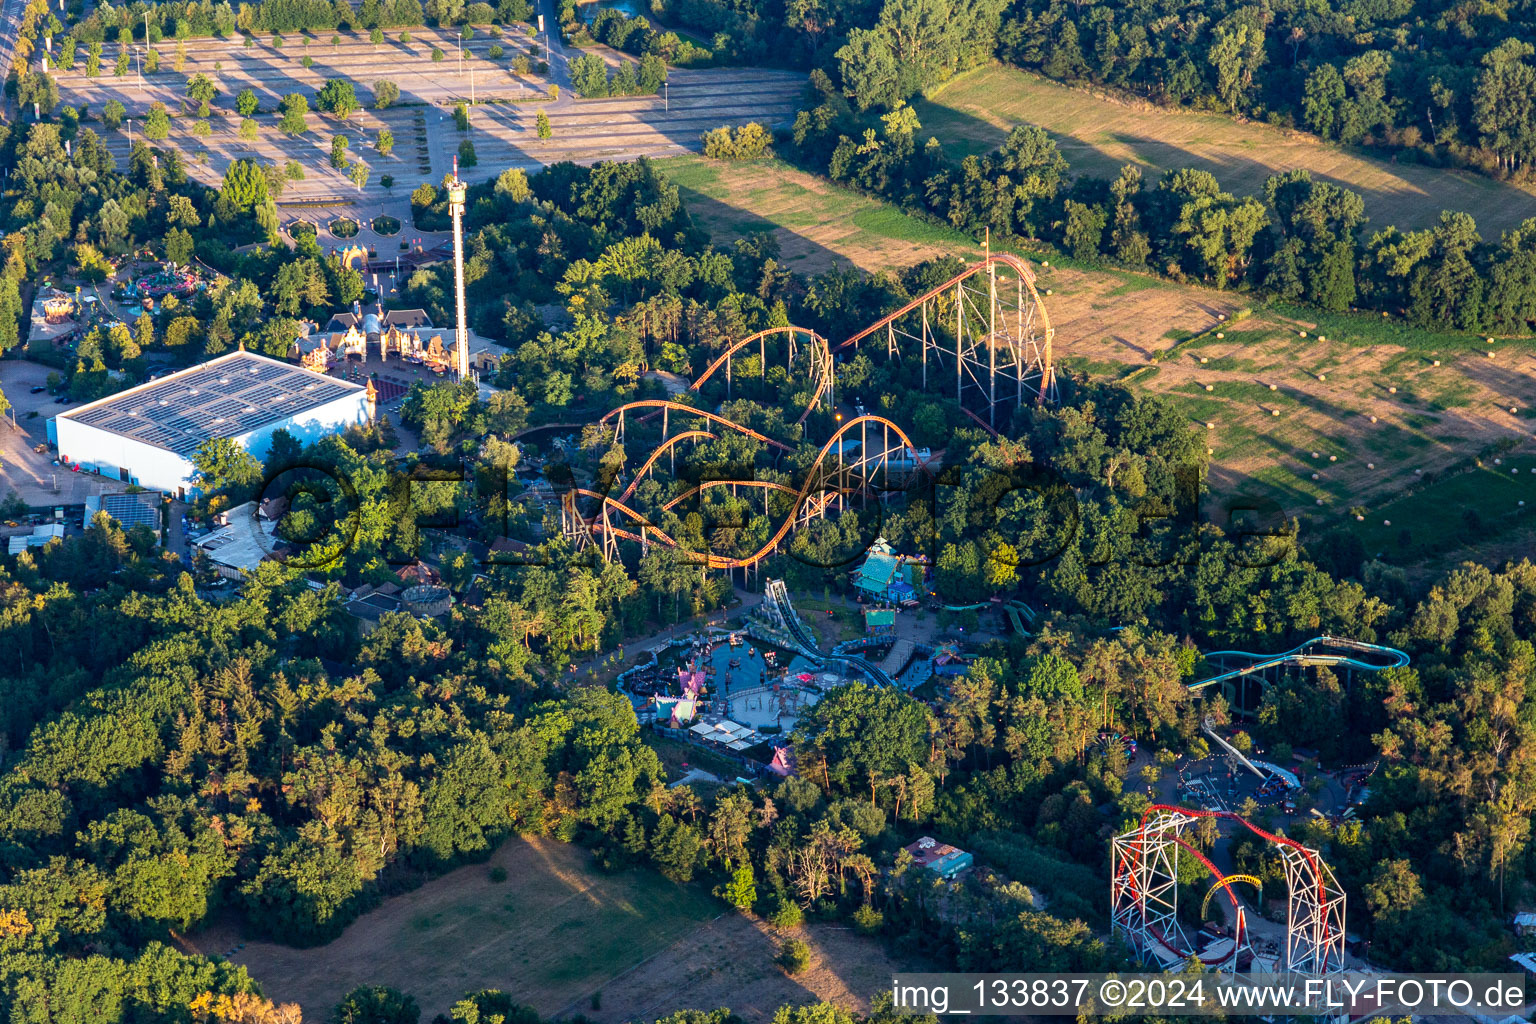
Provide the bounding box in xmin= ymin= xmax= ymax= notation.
xmin=209 ymin=838 xmax=717 ymax=1019
xmin=910 ymin=65 xmax=1536 ymax=236
xmin=658 ymin=155 xmax=980 ymax=273
xmin=206 ymin=836 xmax=914 ymax=1022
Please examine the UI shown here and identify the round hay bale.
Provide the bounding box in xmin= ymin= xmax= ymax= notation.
xmin=1269 ymin=383 xmax=1277 ymax=391
xmin=1271 ymin=409 xmax=1280 ymax=416
xmin=1329 ymin=455 xmax=1337 ymax=462
xmin=1367 ymin=463 xmax=1375 ymax=469
xmin=1205 ymin=384 xmax=1214 ymax=391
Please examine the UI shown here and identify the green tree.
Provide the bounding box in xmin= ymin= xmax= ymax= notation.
xmin=192 ymin=437 xmax=264 ymax=495
xmin=280 ymin=92 xmax=310 ymax=134
xmin=334 ymin=985 xmax=421 ymax=1024
xmin=374 ymin=78 xmax=401 ymax=108
xmin=331 ymin=134 xmax=351 ymax=168
xmin=236 ymin=87 xmax=259 ymax=116
xmin=377 ymin=128 xmax=395 ymax=155
xmin=144 ymin=102 xmax=171 ymax=139
xmin=187 ymin=73 xmax=218 ymax=116
xmin=535 ymin=109 xmax=551 ymax=141
xmin=317 ymin=78 xmax=360 ymax=118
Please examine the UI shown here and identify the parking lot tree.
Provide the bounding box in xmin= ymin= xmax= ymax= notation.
xmin=317 ymin=78 xmax=359 ymax=118
xmin=377 ymin=128 xmax=394 ymax=155
xmin=239 ymin=117 xmax=259 ymax=140
xmin=146 ymin=47 xmax=160 ymax=71
xmin=102 ymin=98 xmax=126 ymax=128
xmin=453 ymin=100 xmax=469 ymax=129
xmin=85 ymin=40 xmax=100 ymax=75
xmin=114 ymin=49 xmax=130 ymax=75
xmin=370 ymin=26 xmax=385 ymax=46
xmin=279 ymin=92 xmax=310 ymax=133
xmin=374 ymin=78 xmax=400 ymax=108
xmin=569 ymin=52 xmax=609 ymax=96
xmin=331 ymin=134 xmax=351 ymax=168
xmin=535 ymin=108 xmax=550 ymax=140
xmin=457 ymin=138 xmax=477 ymax=167
xmin=351 ymin=161 xmax=371 ymax=190
xmin=144 ymin=101 xmax=171 ymax=139
xmin=236 ymin=87 xmax=258 ymax=116
xmin=186 ymin=73 xmax=218 ymax=116
xmin=192 ymin=118 xmax=212 ymax=137
xmin=174 ymin=39 xmax=187 ymax=70
xmin=58 ymin=36 xmax=75 ymax=69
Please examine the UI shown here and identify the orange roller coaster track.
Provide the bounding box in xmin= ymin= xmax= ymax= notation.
xmin=662 ymin=479 xmax=803 ymax=512
xmin=617 ymin=430 xmax=716 ymax=503
xmin=841 ymin=252 xmax=1055 ymax=426
xmin=564 ymin=415 xmax=924 ymax=570
xmin=689 ymin=326 xmax=834 ymax=425
xmin=598 ymin=400 xmax=793 ymax=452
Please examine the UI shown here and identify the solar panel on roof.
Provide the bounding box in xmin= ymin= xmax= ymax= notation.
xmin=100 ymin=494 xmax=159 ymax=529
xmin=59 ymin=352 xmax=363 ymax=456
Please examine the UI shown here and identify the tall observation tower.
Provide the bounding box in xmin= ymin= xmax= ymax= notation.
xmin=448 ymin=157 xmax=471 ymax=382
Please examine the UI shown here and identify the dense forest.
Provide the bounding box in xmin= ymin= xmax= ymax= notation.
xmin=634 ymin=0 xmax=1536 ymax=183
xmin=2 ymin=94 xmax=1536 ymax=1018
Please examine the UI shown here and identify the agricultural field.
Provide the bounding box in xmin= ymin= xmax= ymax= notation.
xmin=652 ymin=155 xmax=1536 ymax=553
xmin=910 ymin=65 xmax=1536 ymax=237
xmin=192 ymin=837 xmax=907 ymax=1022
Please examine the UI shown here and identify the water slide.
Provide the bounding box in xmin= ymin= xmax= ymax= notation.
xmin=1188 ymin=635 xmax=1409 ymax=694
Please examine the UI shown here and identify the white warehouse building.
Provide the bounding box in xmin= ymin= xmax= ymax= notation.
xmin=51 ymin=350 xmax=371 ymax=498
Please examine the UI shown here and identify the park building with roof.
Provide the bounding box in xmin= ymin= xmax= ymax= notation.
xmin=49 ymin=350 xmax=371 ymax=498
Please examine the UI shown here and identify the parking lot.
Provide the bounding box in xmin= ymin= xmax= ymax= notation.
xmin=0 ymin=359 xmax=117 ymax=508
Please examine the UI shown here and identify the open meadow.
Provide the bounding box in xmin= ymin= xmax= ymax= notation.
xmin=910 ymin=65 xmax=1536 ymax=237
xmin=191 ymin=837 xmax=911 ymax=1022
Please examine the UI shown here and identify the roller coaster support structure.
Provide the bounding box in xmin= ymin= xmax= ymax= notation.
xmin=1112 ymin=805 xmax=1345 ymax=977
xmin=840 ymin=253 xmax=1056 ymax=429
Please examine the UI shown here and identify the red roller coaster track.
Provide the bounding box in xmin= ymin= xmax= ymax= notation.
xmin=1112 ymin=805 xmax=1345 ymax=975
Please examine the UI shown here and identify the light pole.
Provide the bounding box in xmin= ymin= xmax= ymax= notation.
xmin=135 ymin=45 xmax=142 ymax=90
xmin=664 ymin=79 xmax=668 ymax=111
xmin=125 ymin=118 xmax=131 ymax=147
